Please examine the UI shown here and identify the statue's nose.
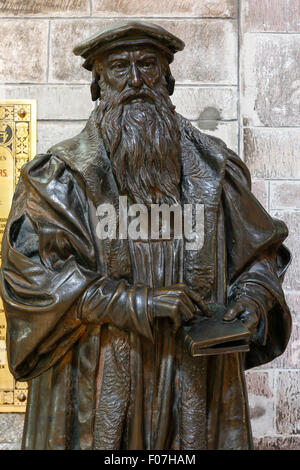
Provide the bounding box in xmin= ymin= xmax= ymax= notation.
xmin=128 ymin=63 xmax=142 ymax=88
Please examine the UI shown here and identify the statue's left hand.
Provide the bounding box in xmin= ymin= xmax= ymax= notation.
xmin=223 ymin=300 xmax=260 ymax=337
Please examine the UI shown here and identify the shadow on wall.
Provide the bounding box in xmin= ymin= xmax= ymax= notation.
xmin=197 ymin=106 xmax=222 ymax=131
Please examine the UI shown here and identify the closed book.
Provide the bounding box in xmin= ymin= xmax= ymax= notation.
xmin=183 ymin=303 xmax=250 ymax=357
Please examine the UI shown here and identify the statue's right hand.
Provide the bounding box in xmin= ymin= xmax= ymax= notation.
xmin=150 ymin=284 xmax=198 ymax=334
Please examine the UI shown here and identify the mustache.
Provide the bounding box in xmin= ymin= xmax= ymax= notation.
xmin=115 ymin=86 xmax=175 ymax=112
xmin=117 ymin=87 xmax=155 ymax=105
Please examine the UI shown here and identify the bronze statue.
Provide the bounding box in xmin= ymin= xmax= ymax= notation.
xmin=0 ymin=21 xmax=291 ymax=450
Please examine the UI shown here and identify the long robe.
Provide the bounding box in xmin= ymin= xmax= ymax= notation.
xmin=0 ymin=111 xmax=291 ymax=450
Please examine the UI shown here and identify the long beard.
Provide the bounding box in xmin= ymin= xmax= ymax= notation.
xmin=96 ymin=80 xmax=182 ymax=206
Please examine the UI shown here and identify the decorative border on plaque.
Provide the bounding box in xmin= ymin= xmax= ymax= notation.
xmin=0 ymin=99 xmax=36 ymax=412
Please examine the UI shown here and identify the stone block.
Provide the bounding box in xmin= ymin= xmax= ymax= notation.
xmin=254 ymin=436 xmax=300 ymax=450
xmin=0 ymin=84 xmax=92 ymax=120
xmin=242 ymin=0 xmax=300 ymax=33
xmin=92 ymin=0 xmax=237 ymax=17
xmin=49 ymin=19 xmax=114 ymax=83
xmin=174 ymin=87 xmax=239 ymax=151
xmin=241 ymin=34 xmax=300 ymax=126
xmin=269 ymin=322 xmax=300 ymax=369
xmin=243 ymin=128 xmax=300 ymax=179
xmin=285 ymin=291 xmax=300 ymax=323
xmin=288 ymin=0 xmax=300 ymax=32
xmin=0 ymin=442 xmax=21 ymax=449
xmin=242 ymin=0 xmax=289 ymax=32
xmin=246 ymin=370 xmax=274 ymax=398
xmin=246 ymin=370 xmax=275 ymax=437
xmin=37 ymin=121 xmax=85 ymax=154
xmin=49 ymin=19 xmax=238 ymax=85
xmin=0 ymin=0 xmax=90 ymax=17
xmin=172 ymin=86 xmax=237 ymax=121
xmin=0 ymin=20 xmax=48 ymax=83
xmin=0 ymin=413 xmax=24 ymax=443
xmin=270 ymin=211 xmax=300 ymax=291
xmin=193 ymin=120 xmax=238 ymax=153
xmin=270 ymin=182 xmax=300 ymax=211
xmin=251 ymin=180 xmax=268 ymax=210
xmin=276 ymin=370 xmax=300 ymax=434
xmin=157 ymin=20 xmax=237 ymax=84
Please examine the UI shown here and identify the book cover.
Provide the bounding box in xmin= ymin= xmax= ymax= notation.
xmin=183 ymin=303 xmax=251 ymax=357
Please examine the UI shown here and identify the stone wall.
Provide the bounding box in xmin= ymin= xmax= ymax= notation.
xmin=0 ymin=0 xmax=299 ymax=450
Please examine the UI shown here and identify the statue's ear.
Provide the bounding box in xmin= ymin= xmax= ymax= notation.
xmin=91 ymin=69 xmax=101 ymax=101
xmin=165 ymin=66 xmax=175 ymax=96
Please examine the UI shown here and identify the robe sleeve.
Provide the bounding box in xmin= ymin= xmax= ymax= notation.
xmin=0 ymin=153 xmax=152 ymax=382
xmin=221 ymin=145 xmax=292 ymax=369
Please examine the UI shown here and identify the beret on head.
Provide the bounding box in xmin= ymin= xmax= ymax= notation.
xmin=73 ymin=21 xmax=185 ymax=71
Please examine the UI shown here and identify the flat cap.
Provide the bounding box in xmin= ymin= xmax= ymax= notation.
xmin=73 ymin=21 xmax=185 ymax=71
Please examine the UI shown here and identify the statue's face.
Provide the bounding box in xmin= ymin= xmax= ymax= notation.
xmin=96 ymin=44 xmax=181 ymax=207
xmin=98 ymin=46 xmax=163 ymax=103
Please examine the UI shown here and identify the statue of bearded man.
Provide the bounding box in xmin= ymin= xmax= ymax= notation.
xmin=0 ymin=22 xmax=291 ymax=450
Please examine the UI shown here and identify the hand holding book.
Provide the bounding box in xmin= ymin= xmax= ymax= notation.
xmin=223 ymin=299 xmax=261 ymax=338
xmin=183 ymin=303 xmax=255 ymax=357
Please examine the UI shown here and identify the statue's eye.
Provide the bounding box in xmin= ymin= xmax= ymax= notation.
xmin=139 ymin=61 xmax=155 ymax=69
xmin=112 ymin=62 xmax=128 ymax=70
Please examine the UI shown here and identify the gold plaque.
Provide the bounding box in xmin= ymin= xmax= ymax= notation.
xmin=0 ymin=100 xmax=37 ymax=412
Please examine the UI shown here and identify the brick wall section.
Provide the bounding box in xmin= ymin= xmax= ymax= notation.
xmin=0 ymin=0 xmax=299 ymax=450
